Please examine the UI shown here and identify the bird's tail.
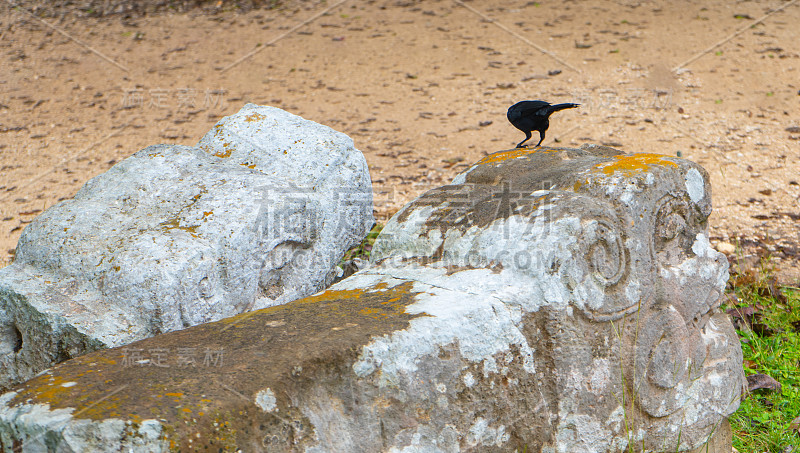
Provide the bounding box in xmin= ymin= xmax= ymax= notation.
xmin=547 ymin=103 xmax=580 ymax=114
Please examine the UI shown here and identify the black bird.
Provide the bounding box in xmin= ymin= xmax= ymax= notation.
xmin=507 ymin=100 xmax=579 ymax=148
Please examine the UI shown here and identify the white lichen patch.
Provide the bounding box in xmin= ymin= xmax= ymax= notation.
xmin=674 ymin=234 xmax=729 ymax=290
xmin=466 ymin=417 xmax=510 ymax=448
xmin=350 ymin=274 xmax=536 ymax=384
xmin=701 ymin=317 xmax=727 ymax=349
xmin=691 ymin=233 xmax=714 ymax=259
xmin=254 ymin=388 xmax=277 ymax=413
xmin=605 ymin=406 xmax=625 ymax=432
xmin=588 ymin=358 xmax=610 ymax=395
xmin=556 ymin=412 xmax=613 ymax=453
xmin=624 ymin=279 xmax=641 ymax=305
xmin=450 ymin=170 xmax=471 ymax=185
xmin=685 ymin=168 xmax=705 ymax=203
xmin=463 ymin=372 xmax=475 ymax=388
xmin=482 ymin=357 xmax=499 ymax=378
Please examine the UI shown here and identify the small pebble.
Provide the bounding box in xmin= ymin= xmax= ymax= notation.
xmin=716 ymin=242 xmax=736 ymax=254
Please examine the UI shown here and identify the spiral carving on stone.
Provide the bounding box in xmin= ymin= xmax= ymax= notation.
xmin=653 ymin=194 xmax=703 ymax=260
xmin=587 ymin=218 xmax=626 ymax=287
xmin=634 ymin=308 xmax=705 ymax=417
xmin=576 ymin=213 xmax=635 ymax=322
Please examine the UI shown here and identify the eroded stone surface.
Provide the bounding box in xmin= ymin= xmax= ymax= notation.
xmin=0 ymin=104 xmax=373 ymax=390
xmin=0 ymin=146 xmax=744 ymax=452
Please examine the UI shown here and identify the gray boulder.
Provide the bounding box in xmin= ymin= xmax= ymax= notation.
xmin=0 ymin=104 xmax=373 ymax=390
xmin=0 ymin=146 xmax=743 ymax=452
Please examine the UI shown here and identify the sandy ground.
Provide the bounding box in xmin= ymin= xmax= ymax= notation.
xmin=1 ymin=0 xmax=799 ymax=281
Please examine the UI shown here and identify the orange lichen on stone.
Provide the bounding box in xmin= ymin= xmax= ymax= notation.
xmin=244 ymin=112 xmax=266 ymax=123
xmin=213 ymin=142 xmax=233 ymax=158
xmin=28 ymin=374 xmax=70 ymax=402
xmin=596 ymin=153 xmax=678 ymax=176
xmin=359 ymin=307 xmax=392 ymax=319
xmin=297 ymin=287 xmax=370 ymax=305
xmin=476 ymin=147 xmax=564 ymax=166
xmin=217 ymin=287 xmax=372 ymax=329
xmin=159 ymin=218 xmax=199 ymax=237
xmin=475 ymin=148 xmax=541 ymax=166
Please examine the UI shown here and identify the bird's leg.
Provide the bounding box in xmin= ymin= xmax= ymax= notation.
xmin=535 ymin=130 xmax=545 ymax=147
xmin=516 ymin=131 xmax=532 ymax=148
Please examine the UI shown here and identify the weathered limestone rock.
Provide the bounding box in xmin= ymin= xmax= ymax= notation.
xmin=0 ymin=104 xmax=373 ymax=390
xmin=0 ymin=146 xmax=744 ymax=452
